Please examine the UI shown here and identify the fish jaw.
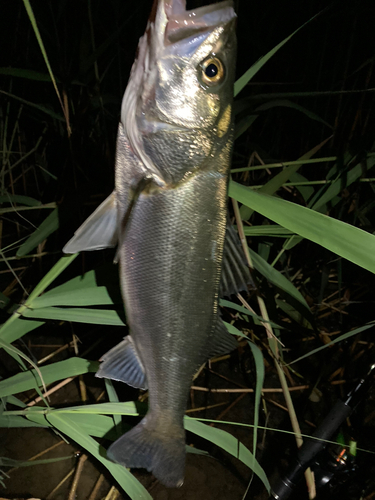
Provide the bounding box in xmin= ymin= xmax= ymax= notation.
xmin=121 ymin=0 xmax=236 ymax=186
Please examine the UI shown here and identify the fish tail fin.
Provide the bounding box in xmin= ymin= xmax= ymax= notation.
xmin=107 ymin=415 xmax=185 ymax=488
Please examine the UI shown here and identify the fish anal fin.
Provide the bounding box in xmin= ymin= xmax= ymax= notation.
xmin=63 ymin=192 xmax=118 ymax=253
xmin=220 ymin=221 xmax=254 ymax=297
xmin=96 ymin=336 xmax=147 ymax=390
xmin=108 ymin=415 xmax=185 ymax=488
xmin=208 ymin=317 xmax=238 ymax=358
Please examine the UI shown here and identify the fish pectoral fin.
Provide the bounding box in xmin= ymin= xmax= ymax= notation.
xmin=208 ymin=317 xmax=238 ymax=358
xmin=95 ymin=336 xmax=147 ymax=390
xmin=107 ymin=416 xmax=185 ymax=488
xmin=220 ymin=221 xmax=255 ymax=297
xmin=63 ymin=192 xmax=118 ymax=254
xmin=113 ymin=176 xmax=152 ymax=264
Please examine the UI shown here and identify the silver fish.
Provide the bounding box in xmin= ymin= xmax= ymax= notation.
xmin=64 ymin=0 xmax=248 ymax=488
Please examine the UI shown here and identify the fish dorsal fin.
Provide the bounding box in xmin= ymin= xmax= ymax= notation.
xmin=63 ymin=192 xmax=118 ymax=253
xmin=208 ymin=317 xmax=238 ymax=358
xmin=95 ymin=336 xmax=147 ymax=390
xmin=220 ymin=221 xmax=253 ymax=297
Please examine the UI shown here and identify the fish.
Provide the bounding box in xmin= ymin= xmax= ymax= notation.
xmin=63 ymin=0 xmax=250 ymax=488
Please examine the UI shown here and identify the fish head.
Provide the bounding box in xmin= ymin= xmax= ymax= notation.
xmin=121 ymin=0 xmax=237 ymax=185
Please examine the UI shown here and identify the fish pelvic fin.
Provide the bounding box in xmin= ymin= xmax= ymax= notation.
xmin=220 ymin=221 xmax=254 ymax=297
xmin=108 ymin=415 xmax=185 ymax=488
xmin=95 ymin=336 xmax=147 ymax=390
xmin=63 ymin=192 xmax=118 ymax=253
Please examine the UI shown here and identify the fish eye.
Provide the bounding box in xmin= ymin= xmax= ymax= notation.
xmin=200 ymin=57 xmax=225 ymax=86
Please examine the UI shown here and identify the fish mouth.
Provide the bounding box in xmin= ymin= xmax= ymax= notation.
xmin=162 ymin=1 xmax=236 ymax=44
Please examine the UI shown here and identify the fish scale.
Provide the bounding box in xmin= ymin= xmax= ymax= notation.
xmin=63 ymin=0 xmax=250 ymax=488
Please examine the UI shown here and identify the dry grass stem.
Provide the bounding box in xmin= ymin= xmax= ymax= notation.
xmin=46 ymin=468 xmax=75 ymax=500
xmin=27 ymin=376 xmax=76 ymax=406
xmin=88 ymin=473 xmax=105 ymax=500
xmin=68 ymin=454 xmax=88 ymax=500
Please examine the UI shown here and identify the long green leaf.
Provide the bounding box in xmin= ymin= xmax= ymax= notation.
xmin=23 ymin=306 xmax=125 ymax=326
xmin=48 ymin=413 xmax=152 ymax=500
xmin=234 ymin=12 xmax=321 ymax=97
xmin=242 ymin=225 xmax=294 ymax=237
xmin=26 ymin=254 xmax=78 ymax=303
xmin=0 ymin=358 xmax=98 ymax=398
xmin=65 ymin=412 xmax=120 ymax=440
xmin=0 ymin=415 xmax=48 ymax=428
xmin=31 ymin=268 xmax=121 ymax=308
xmin=22 ymin=0 xmax=62 ymax=106
xmin=220 ymin=299 xmax=283 ymax=329
xmin=0 ymin=194 xmax=41 ymax=206
xmin=248 ymin=248 xmax=311 ymax=312
xmin=240 ymin=137 xmax=331 ymax=220
xmin=0 ymin=90 xmax=65 ymax=122
xmin=184 ymin=418 xmax=270 ymax=492
xmin=255 ymin=100 xmax=332 ymax=129
xmin=247 ymin=341 xmax=264 ymax=461
xmin=54 ymin=402 xmax=139 ymax=415
xmin=311 ymin=155 xmax=375 ymax=211
xmin=17 ymin=208 xmax=59 ymax=257
xmin=0 ymin=318 xmax=44 ymax=345
xmin=288 ymin=323 xmax=375 ymax=365
xmin=230 ymin=181 xmax=375 ymax=273
xmin=0 ymin=67 xmax=57 ymax=82
xmin=105 ymin=379 xmax=122 ymax=435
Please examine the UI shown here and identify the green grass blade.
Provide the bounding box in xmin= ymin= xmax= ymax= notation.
xmin=0 ymin=194 xmax=42 ymax=206
xmin=240 ymin=137 xmax=331 ymax=220
xmin=0 ymin=67 xmax=57 ymax=82
xmin=247 ymin=341 xmax=264 ymax=460
xmin=248 ymin=248 xmax=311 ymax=312
xmin=26 ymin=254 xmax=78 ymax=303
xmin=0 ymin=414 xmax=48 ymax=428
xmin=220 ymin=299 xmax=283 ymax=329
xmin=22 ymin=0 xmax=63 ymax=110
xmin=288 ymin=323 xmax=375 ymax=365
xmin=0 ymin=358 xmax=98 ymax=398
xmin=0 ymin=90 xmax=65 ymax=122
xmin=23 ymin=306 xmax=125 ymax=326
xmin=230 ymin=181 xmax=375 ymax=273
xmin=17 ymin=208 xmax=59 ymax=257
xmin=105 ymin=379 xmax=122 ymax=435
xmin=31 ymin=286 xmax=121 ymax=308
xmin=311 ymin=155 xmax=375 ymax=211
xmin=234 ymin=11 xmax=322 ymax=97
xmin=0 ymin=318 xmax=44 ymax=344
xmin=48 ymin=413 xmax=152 ymax=500
xmin=3 ymin=395 xmax=27 ymax=408
xmin=54 ymin=402 xmax=139 ymax=415
xmin=242 ymin=226 xmax=294 ymax=237
xmin=224 ymin=322 xmax=265 ymax=480
xmin=255 ymin=100 xmax=332 ymax=129
xmin=184 ymin=418 xmax=270 ymax=492
xmin=64 ymin=413 xmax=120 ymax=440
xmin=31 ymin=268 xmax=121 ymax=308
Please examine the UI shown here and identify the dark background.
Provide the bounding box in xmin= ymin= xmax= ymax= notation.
xmin=1 ymin=1 xmax=375 ymax=499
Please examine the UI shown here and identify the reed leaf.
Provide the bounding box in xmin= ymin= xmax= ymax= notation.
xmin=230 ymin=181 xmax=375 ymax=274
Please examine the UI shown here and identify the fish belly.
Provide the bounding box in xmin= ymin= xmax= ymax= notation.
xmin=109 ymin=170 xmax=227 ymax=486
